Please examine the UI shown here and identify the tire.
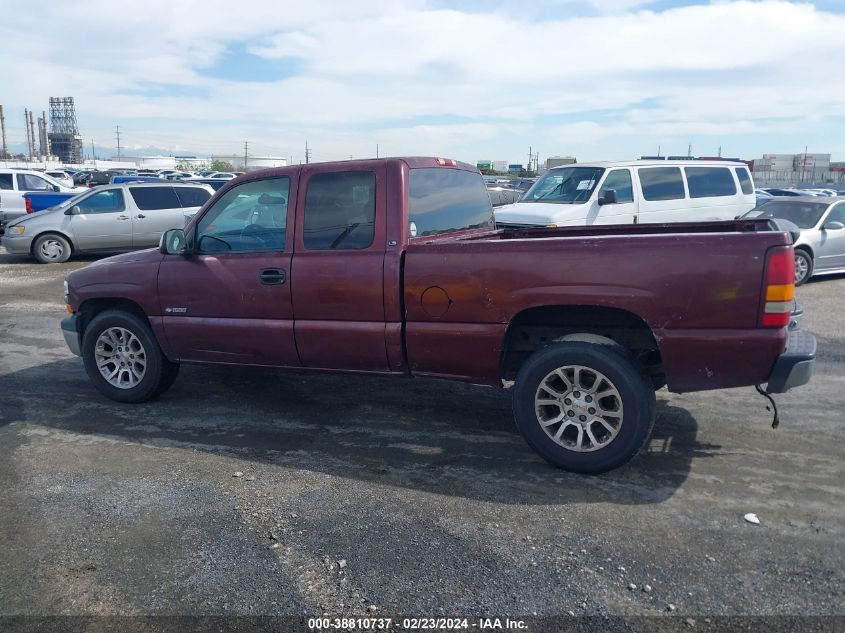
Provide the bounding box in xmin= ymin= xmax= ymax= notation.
xmin=794 ymin=249 xmax=813 ymax=286
xmin=32 ymin=233 xmax=72 ymax=264
xmin=81 ymin=309 xmax=179 ymax=403
xmin=512 ymin=341 xmax=655 ymax=474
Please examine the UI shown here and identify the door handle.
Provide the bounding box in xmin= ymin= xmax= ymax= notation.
xmin=259 ymin=268 xmax=286 ymax=285
xmin=117 ymin=215 xmax=129 ymax=220
xmin=136 ymin=214 xmax=145 ymax=219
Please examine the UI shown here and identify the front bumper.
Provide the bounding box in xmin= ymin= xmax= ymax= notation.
xmin=0 ymin=232 xmax=35 ymax=254
xmin=765 ymin=329 xmax=816 ymax=394
xmin=61 ymin=314 xmax=82 ymax=356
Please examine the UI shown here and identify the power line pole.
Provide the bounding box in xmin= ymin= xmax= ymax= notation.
xmin=528 ymin=146 xmax=532 ymax=173
xmin=243 ymin=140 xmax=248 ymax=170
xmin=91 ymin=140 xmax=96 ymax=161
xmin=376 ymin=143 xmax=379 ymax=158
xmin=115 ymin=125 xmax=121 ymax=159
xmin=305 ymin=140 xmax=311 ymax=164
xmin=0 ymin=105 xmax=6 ymax=158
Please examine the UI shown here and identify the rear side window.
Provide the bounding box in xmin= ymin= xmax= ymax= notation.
xmin=129 ymin=186 xmax=180 ymax=210
xmin=685 ymin=167 xmax=737 ymax=198
xmin=174 ymin=187 xmax=211 ymax=208
xmin=734 ymin=167 xmax=754 ymax=195
xmin=16 ymin=173 xmax=52 ymax=191
xmin=409 ymin=168 xmax=494 ymax=236
xmin=639 ymin=167 xmax=686 ymax=201
xmin=0 ymin=174 xmax=12 ymax=190
xmin=303 ymin=171 xmax=375 ymax=250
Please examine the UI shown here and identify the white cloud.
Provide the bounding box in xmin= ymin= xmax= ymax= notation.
xmin=0 ymin=0 xmax=843 ymax=162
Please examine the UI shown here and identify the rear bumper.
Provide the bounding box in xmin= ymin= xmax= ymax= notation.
xmin=61 ymin=314 xmax=82 ymax=356
xmin=765 ymin=329 xmax=816 ymax=394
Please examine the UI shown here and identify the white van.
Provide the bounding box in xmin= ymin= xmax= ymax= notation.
xmin=494 ymin=160 xmax=756 ymax=228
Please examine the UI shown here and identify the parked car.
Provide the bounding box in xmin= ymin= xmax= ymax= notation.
xmin=182 ymin=178 xmax=232 ymax=191
xmin=22 ymin=190 xmax=84 ymax=214
xmin=0 ymin=168 xmax=86 ymax=232
xmin=1 ymin=182 xmax=214 ymax=263
xmin=207 ymin=172 xmax=236 ymax=180
xmin=45 ymin=170 xmax=75 ymax=188
xmin=742 ymin=197 xmax=845 ymax=285
xmin=495 ymin=160 xmax=756 ymax=227
xmin=761 ymin=188 xmax=814 ymax=197
xmin=58 ymin=157 xmax=815 ymax=474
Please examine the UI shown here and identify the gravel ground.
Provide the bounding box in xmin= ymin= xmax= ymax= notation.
xmin=0 ymin=246 xmax=843 ymax=626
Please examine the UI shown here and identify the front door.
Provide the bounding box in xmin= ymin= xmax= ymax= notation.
xmin=158 ymin=174 xmax=299 ymax=366
xmin=291 ymin=162 xmax=389 ymax=371
xmin=589 ymin=168 xmax=637 ymax=225
xmin=68 ymin=188 xmax=132 ymax=251
xmin=816 ymin=202 xmax=845 ymax=270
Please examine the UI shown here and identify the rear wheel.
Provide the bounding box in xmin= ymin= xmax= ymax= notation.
xmin=32 ymin=233 xmax=71 ymax=264
xmin=82 ymin=309 xmax=179 ymax=403
xmin=794 ymin=249 xmax=813 ymax=286
xmin=513 ymin=341 xmax=655 ymax=474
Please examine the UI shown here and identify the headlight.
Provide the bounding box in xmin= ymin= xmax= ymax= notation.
xmin=10 ymin=225 xmax=25 ymax=235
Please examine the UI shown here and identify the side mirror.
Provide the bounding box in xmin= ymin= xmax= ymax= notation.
xmin=52 ymin=185 xmax=61 ymax=192
xmin=64 ymin=205 xmax=80 ymax=216
xmin=823 ymin=221 xmax=845 ymax=231
xmin=598 ymin=189 xmax=618 ymax=206
xmin=160 ymin=228 xmax=188 ymax=255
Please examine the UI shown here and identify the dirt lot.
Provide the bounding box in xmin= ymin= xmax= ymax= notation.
xmin=0 ymin=246 xmax=843 ymax=626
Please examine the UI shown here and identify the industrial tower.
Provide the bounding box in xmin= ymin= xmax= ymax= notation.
xmin=48 ymin=97 xmax=83 ymax=163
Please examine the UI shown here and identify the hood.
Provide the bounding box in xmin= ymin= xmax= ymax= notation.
xmin=494 ymin=201 xmax=590 ymax=226
xmin=6 ymin=206 xmax=66 ymax=227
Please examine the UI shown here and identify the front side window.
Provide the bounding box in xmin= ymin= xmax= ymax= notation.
xmin=639 ymin=167 xmax=686 ymax=201
xmin=734 ymin=167 xmax=754 ymax=194
xmin=685 ymin=167 xmax=737 ymax=198
xmin=408 ymin=168 xmax=493 ymax=237
xmin=16 ymin=174 xmax=51 ymax=191
xmin=303 ymin=171 xmax=375 ymax=250
xmin=598 ymin=169 xmax=634 ymax=203
xmin=196 ymin=177 xmax=289 ymax=253
xmin=0 ymin=174 xmax=12 ymax=190
xmin=826 ymin=203 xmax=845 ymax=225
xmin=521 ymin=166 xmax=605 ymax=204
xmin=76 ymin=189 xmax=125 ymax=214
xmin=174 ymin=187 xmax=212 ymax=208
xmin=129 ymin=186 xmax=180 ymax=211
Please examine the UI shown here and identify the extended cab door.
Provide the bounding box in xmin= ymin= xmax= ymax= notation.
xmin=816 ymin=202 xmax=845 ymax=270
xmin=157 ymin=175 xmax=299 ymax=366
xmin=291 ymin=162 xmax=390 ymax=371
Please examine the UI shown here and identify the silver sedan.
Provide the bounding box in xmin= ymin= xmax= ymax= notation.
xmin=743 ymin=197 xmax=845 ymax=285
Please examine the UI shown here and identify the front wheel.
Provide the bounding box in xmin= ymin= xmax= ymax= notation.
xmin=513 ymin=342 xmax=655 ymax=474
xmin=32 ymin=233 xmax=71 ymax=264
xmin=81 ymin=309 xmax=179 ymax=403
xmin=794 ymin=249 xmax=813 ymax=286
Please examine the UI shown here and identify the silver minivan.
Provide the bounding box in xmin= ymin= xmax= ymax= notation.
xmin=1 ymin=182 xmax=214 ymax=263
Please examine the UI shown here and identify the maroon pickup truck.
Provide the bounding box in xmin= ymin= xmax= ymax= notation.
xmin=61 ymin=157 xmax=816 ymax=473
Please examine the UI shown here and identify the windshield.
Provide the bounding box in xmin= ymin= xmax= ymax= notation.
xmin=520 ymin=166 xmax=605 ymax=204
xmin=748 ymin=200 xmax=828 ymax=229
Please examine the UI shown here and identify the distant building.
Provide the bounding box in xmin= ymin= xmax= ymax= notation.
xmin=545 ymin=156 xmax=576 ymax=169
xmin=508 ymin=164 xmax=523 ymax=173
xmin=211 ymin=155 xmax=287 ymax=171
xmin=492 ymin=160 xmax=508 ymax=173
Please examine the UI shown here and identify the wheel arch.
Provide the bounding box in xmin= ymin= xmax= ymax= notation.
xmin=31 ymin=230 xmax=75 ymax=256
xmin=501 ymin=304 xmax=664 ymax=388
xmin=78 ymin=298 xmax=152 ymax=339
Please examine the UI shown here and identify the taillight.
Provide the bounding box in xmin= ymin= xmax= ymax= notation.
xmin=761 ymin=247 xmax=795 ymax=327
xmin=25 ymin=197 xmax=33 ymax=214
xmin=435 ymin=157 xmax=457 ymax=167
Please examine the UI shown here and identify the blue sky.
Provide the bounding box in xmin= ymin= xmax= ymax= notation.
xmin=1 ymin=0 xmax=844 ymax=165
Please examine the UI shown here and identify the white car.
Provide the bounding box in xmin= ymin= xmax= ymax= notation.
xmin=207 ymin=172 xmax=237 ymax=180
xmin=495 ymin=160 xmax=756 ymax=227
xmin=45 ymin=170 xmax=76 ymax=188
xmin=0 ymin=168 xmax=86 ymax=229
